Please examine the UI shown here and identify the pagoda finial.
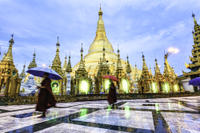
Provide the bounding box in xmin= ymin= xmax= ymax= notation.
xmin=81 ymin=43 xmax=84 ymax=61
xmin=99 ymin=4 xmax=103 ymax=16
xmin=56 ymin=36 xmax=60 ymax=47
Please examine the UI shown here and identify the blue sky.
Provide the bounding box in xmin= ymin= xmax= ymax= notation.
xmin=0 ymin=0 xmax=199 ymax=75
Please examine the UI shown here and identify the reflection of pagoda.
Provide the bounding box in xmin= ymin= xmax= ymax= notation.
xmin=72 ymin=8 xmax=141 ymax=79
xmin=183 ymin=13 xmax=200 ymax=92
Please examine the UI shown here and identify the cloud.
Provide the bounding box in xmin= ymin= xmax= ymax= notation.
xmin=167 ymin=47 xmax=180 ymax=54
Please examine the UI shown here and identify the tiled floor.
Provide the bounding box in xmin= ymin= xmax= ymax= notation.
xmin=0 ymin=96 xmax=199 ymax=133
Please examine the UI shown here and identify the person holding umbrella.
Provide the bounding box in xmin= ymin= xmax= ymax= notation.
xmin=27 ymin=67 xmax=62 ymax=118
xmin=102 ymin=75 xmax=119 ymax=108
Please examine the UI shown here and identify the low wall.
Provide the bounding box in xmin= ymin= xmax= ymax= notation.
xmin=0 ymin=92 xmax=200 ymax=105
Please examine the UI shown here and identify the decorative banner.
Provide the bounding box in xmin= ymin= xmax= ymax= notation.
xmin=51 ymin=81 xmax=60 ymax=95
xmin=79 ymin=79 xmax=90 ymax=94
xmin=120 ymin=78 xmax=130 ymax=93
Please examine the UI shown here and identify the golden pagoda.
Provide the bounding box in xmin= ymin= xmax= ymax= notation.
xmin=183 ymin=14 xmax=200 ymax=82
xmin=28 ymin=51 xmax=37 ymax=69
xmin=154 ymin=59 xmax=165 ymax=92
xmin=163 ymin=53 xmax=179 ymax=92
xmin=72 ymin=6 xmax=141 ymax=80
xmin=0 ymin=35 xmax=21 ymax=96
xmin=138 ymin=54 xmax=153 ymax=93
xmin=51 ymin=36 xmax=64 ymax=95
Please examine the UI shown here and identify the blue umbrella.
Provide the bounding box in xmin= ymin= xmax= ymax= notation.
xmin=27 ymin=67 xmax=62 ymax=80
xmin=189 ymin=77 xmax=200 ymax=86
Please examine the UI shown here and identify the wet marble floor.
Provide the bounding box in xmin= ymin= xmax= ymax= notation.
xmin=0 ymin=96 xmax=199 ymax=133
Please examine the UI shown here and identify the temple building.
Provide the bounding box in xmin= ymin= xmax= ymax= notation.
xmin=0 ymin=35 xmax=21 ymax=96
xmin=72 ymin=7 xmax=141 ymax=93
xmin=138 ymin=53 xmax=180 ymax=93
xmin=182 ymin=13 xmax=200 ymax=92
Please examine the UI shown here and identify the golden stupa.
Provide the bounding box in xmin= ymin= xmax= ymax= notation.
xmin=72 ymin=7 xmax=141 ymax=80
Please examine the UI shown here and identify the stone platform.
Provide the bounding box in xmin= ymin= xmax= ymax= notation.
xmin=0 ymin=96 xmax=199 ymax=133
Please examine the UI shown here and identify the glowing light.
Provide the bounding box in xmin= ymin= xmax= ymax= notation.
xmin=173 ymin=84 xmax=179 ymax=92
xmin=152 ymin=82 xmax=158 ymax=93
xmin=51 ymin=81 xmax=60 ymax=95
xmin=155 ymin=103 xmax=160 ymax=113
xmin=167 ymin=47 xmax=180 ymax=54
xmin=120 ymin=79 xmax=129 ymax=93
xmin=79 ymin=80 xmax=90 ymax=94
xmin=80 ymin=108 xmax=88 ymax=119
xmin=163 ymin=82 xmax=170 ymax=93
xmin=104 ymin=79 xmax=111 ymax=93
xmin=124 ymin=106 xmax=130 ymax=119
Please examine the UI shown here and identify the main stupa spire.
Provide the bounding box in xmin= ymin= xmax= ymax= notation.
xmin=88 ymin=6 xmax=114 ymax=54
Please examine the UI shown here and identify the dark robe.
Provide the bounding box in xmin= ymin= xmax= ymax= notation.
xmin=36 ymin=78 xmax=56 ymax=112
xmin=107 ymin=82 xmax=117 ymax=105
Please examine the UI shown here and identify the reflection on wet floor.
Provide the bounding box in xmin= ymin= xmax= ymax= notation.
xmin=0 ymin=96 xmax=199 ymax=133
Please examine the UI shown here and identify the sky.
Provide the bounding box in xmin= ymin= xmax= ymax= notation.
xmin=0 ymin=0 xmax=200 ymax=75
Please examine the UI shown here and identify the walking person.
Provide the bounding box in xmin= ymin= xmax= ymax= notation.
xmin=108 ymin=80 xmax=117 ymax=108
xmin=36 ymin=73 xmax=56 ymax=118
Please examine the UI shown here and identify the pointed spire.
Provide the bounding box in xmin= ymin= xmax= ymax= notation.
xmin=126 ymin=56 xmax=132 ymax=74
xmin=142 ymin=53 xmax=148 ymax=71
xmin=88 ymin=5 xmax=114 ymax=54
xmin=62 ymin=56 xmax=67 ymax=71
xmin=20 ymin=64 xmax=26 ymax=78
xmin=28 ymin=51 xmax=37 ymax=69
xmin=78 ymin=43 xmax=85 ymax=69
xmin=2 ymin=34 xmax=14 ymax=62
xmin=155 ymin=58 xmax=161 ymax=75
xmin=66 ymin=55 xmax=72 ymax=73
xmin=51 ymin=36 xmax=62 ymax=76
xmin=116 ymin=48 xmax=122 ymax=69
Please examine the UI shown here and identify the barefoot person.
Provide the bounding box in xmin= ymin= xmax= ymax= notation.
xmin=36 ymin=73 xmax=56 ymax=117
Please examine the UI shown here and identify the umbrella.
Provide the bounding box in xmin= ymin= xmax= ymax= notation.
xmin=27 ymin=67 xmax=62 ymax=80
xmin=189 ymin=77 xmax=200 ymax=86
xmin=102 ymin=75 xmax=119 ymax=81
